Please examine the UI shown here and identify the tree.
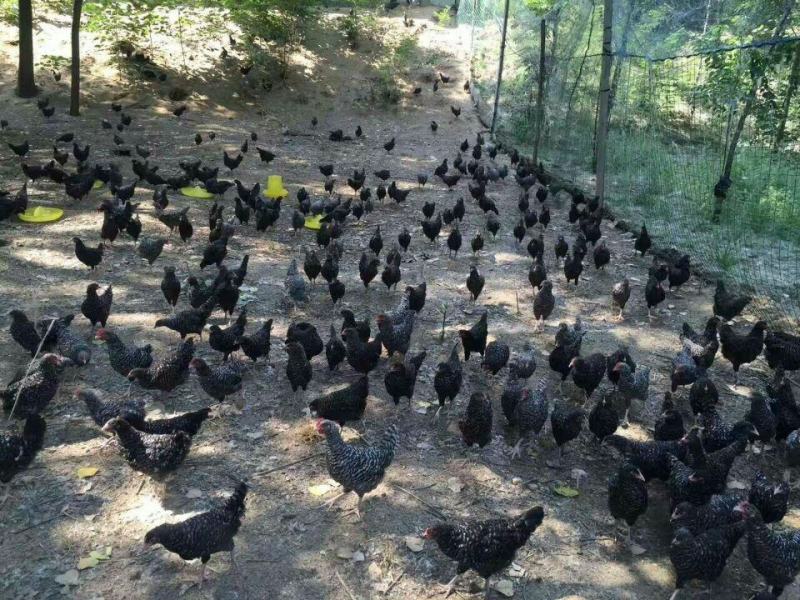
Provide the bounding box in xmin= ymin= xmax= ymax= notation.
xmin=17 ymin=0 xmax=37 ymax=97
xmin=774 ymin=42 xmax=800 ymax=149
xmin=70 ymin=0 xmax=83 ymax=116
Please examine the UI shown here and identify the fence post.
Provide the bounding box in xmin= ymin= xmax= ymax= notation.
xmin=490 ymin=0 xmax=511 ymax=134
xmin=532 ymin=19 xmax=546 ymax=166
xmin=595 ymin=0 xmax=613 ymax=209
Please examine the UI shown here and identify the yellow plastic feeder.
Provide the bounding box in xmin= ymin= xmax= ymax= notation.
xmin=180 ymin=186 xmax=214 ymax=199
xmin=304 ymin=214 xmax=323 ymax=230
xmin=18 ymin=206 xmax=64 ymax=223
xmin=264 ymin=175 xmax=289 ymax=199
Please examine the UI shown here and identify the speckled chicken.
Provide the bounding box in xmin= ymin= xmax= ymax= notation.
xmin=155 ymin=294 xmax=216 ymax=339
xmin=608 ymin=462 xmax=647 ymax=541
xmin=614 ymin=362 xmax=650 ymax=425
xmin=509 ymin=343 xmax=536 ymax=379
xmin=434 ymin=344 xmax=463 ymax=418
xmin=459 ymin=392 xmax=492 ymax=448
xmin=284 ymin=258 xmax=307 ymax=304
xmin=309 ymin=376 xmax=368 ymax=426
xmin=190 ymin=358 xmax=246 ymax=405
xmin=285 ymin=341 xmax=312 ymax=393
xmin=95 ymin=328 xmax=153 ymax=377
xmin=2 ymin=354 xmax=71 ymax=418
xmin=671 ymin=493 xmax=744 ymax=535
xmin=606 ymin=347 xmax=636 ymax=386
xmin=0 ymin=414 xmax=46 ymax=483
xmin=671 ymin=347 xmax=701 ymax=392
xmin=458 ymin=313 xmax=488 ymax=360
xmin=719 ymin=321 xmax=767 ymax=385
xmin=764 ymin=330 xmax=800 ymax=373
xmin=738 ymin=501 xmax=800 ymax=597
xmin=746 ymin=393 xmax=777 ymax=444
xmin=669 ymin=521 xmax=745 ymax=598
xmin=422 ymin=506 xmax=544 ymax=598
xmin=145 ymin=482 xmax=247 ymax=583
xmin=316 ymin=419 xmax=398 ymax=519
xmin=81 ymin=283 xmax=112 ymax=328
xmin=481 ymin=340 xmax=510 ymax=375
xmin=570 ymin=353 xmax=606 ymax=400
xmin=749 ymin=471 xmax=789 ymax=524
xmin=102 ymin=417 xmax=192 ymax=479
xmin=655 ymin=392 xmax=685 ymax=441
xmin=135 ymin=407 xmax=211 ymax=436
xmin=605 ymin=435 xmax=686 ymax=481
xmin=384 ymin=351 xmax=426 ymax=406
xmin=208 ymin=308 xmax=247 ymax=361
xmin=127 ymin=338 xmax=195 ymax=395
xmin=768 ymin=374 xmax=800 ymax=440
xmin=511 ymin=380 xmax=549 ymax=459
xmin=377 ymin=312 xmax=415 ymax=357
xmin=700 ymin=407 xmax=754 ymax=453
xmin=76 ymin=388 xmax=145 ymax=428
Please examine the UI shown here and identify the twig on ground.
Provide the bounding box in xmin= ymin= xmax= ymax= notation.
xmin=390 ymin=483 xmax=446 ymax=519
xmin=8 ymin=317 xmax=56 ymax=421
xmin=253 ymin=452 xmax=324 ymax=478
xmin=12 ymin=513 xmax=64 ymax=535
xmin=383 ymin=568 xmax=406 ymax=595
xmin=335 ymin=569 xmax=359 ymax=600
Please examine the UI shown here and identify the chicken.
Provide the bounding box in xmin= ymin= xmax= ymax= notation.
xmin=570 ymin=353 xmax=606 ymax=400
xmin=671 ymin=492 xmax=746 ymax=535
xmin=135 ymin=407 xmax=211 ymax=437
xmin=8 ymin=309 xmax=42 ymax=357
xmin=738 ymin=501 xmax=800 ymax=596
xmin=376 ymin=312 xmax=414 ymax=357
xmin=681 ymin=317 xmax=720 ymax=370
xmin=700 ymin=408 xmax=754 ymax=453
xmin=482 ymin=340 xmax=509 ymax=375
xmin=645 ymin=275 xmax=665 ymax=317
xmin=593 ymin=240 xmax=610 ymax=269
xmin=285 ymin=341 xmax=312 ymax=394
xmin=80 ymin=283 xmax=113 ymax=328
xmin=341 ymin=309 xmax=370 ymax=342
xmin=510 ymin=380 xmax=549 ymax=459
xmin=605 ymin=435 xmax=686 ymax=482
xmin=422 ymin=506 xmax=544 ymax=598
xmin=358 ymin=252 xmax=380 ymax=289
xmin=719 ymin=321 xmax=767 ymax=384
xmin=714 ymin=280 xmax=751 ymax=321
xmin=608 ymin=463 xmax=648 ymax=542
xmin=606 ymin=347 xmax=636 ymax=386
xmin=0 ymin=414 xmax=46 ymax=483
xmin=509 ymin=343 xmax=536 ymax=380
xmin=316 ymin=419 xmax=398 ymax=519
xmin=145 ymin=482 xmax=247 ymax=583
xmin=746 ymin=393 xmax=777 ymax=444
xmin=384 ymin=351 xmax=426 ymax=406
xmin=768 ymin=374 xmax=800 ymax=440
xmin=76 ymin=388 xmax=145 ymax=428
xmin=72 ymin=237 xmax=104 ymax=270
xmin=458 ymin=313 xmax=488 ymax=361
xmin=550 ymin=400 xmax=585 ymax=464
xmin=309 ymin=376 xmax=368 ymax=426
xmin=343 ymin=329 xmax=382 ymax=375
xmin=764 ymin=331 xmax=800 ymax=373
xmin=102 ymin=417 xmax=192 ymax=479
xmin=128 ymin=338 xmax=195 ymax=396
xmin=611 ymin=278 xmax=631 ymax=320
xmin=588 ymin=392 xmax=619 ymax=441
xmin=209 ymin=308 xmax=247 ymax=361
xmin=190 ymin=358 xmax=246 ymax=405
xmin=669 ymin=521 xmax=745 ymax=598
xmin=749 ymin=471 xmax=789 ymax=524
xmin=466 ymin=266 xmax=484 ymax=302
xmin=668 ymin=254 xmax=691 ymax=291
xmin=671 ymin=347 xmax=701 ymax=392
xmin=655 ymin=392 xmax=685 ymax=441
xmin=689 ymin=373 xmax=719 ymax=418
xmin=2 ymin=354 xmax=72 ymax=418
xmin=406 ymin=282 xmax=427 ymax=312
xmin=137 ymin=236 xmax=168 ymax=265
xmin=459 ymin=392 xmax=492 ymax=448
xmin=563 ymin=251 xmax=583 ymax=286
xmin=95 ymin=328 xmax=153 ymax=377
xmin=160 ymin=267 xmax=181 ymax=309
xmin=155 ymin=294 xmax=216 ymax=339
xmin=613 ymin=362 xmax=650 ymax=425
xmin=532 ymin=280 xmax=555 ymax=328
xmin=186 ymin=276 xmax=216 ymax=309
xmin=634 ymin=224 xmax=651 ymax=256
xmin=434 ymin=344 xmax=463 ymax=419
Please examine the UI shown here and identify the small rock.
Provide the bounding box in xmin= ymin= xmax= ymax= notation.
xmin=494 ymin=578 xmax=514 ymax=597
xmin=185 ymin=488 xmax=202 ymax=499
xmin=405 ymin=535 xmax=424 ymax=552
xmin=54 ymin=570 xmax=79 ymax=586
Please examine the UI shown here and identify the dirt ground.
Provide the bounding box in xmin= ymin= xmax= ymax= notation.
xmin=0 ymin=6 xmax=795 ymax=600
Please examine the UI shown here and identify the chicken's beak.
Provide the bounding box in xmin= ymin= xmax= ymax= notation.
xmin=421 ymin=528 xmax=432 ymax=540
xmin=635 ymin=469 xmax=645 ymax=483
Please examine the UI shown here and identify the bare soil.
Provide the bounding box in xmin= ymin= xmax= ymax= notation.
xmin=0 ymin=6 xmax=794 ymax=600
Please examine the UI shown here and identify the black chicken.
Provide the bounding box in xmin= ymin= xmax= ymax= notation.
xmin=719 ymin=321 xmax=767 ymax=385
xmin=8 ymin=309 xmax=42 ymax=356
xmin=550 ymin=400 xmax=585 ymax=464
xmin=714 ymin=280 xmax=751 ymax=321
xmin=655 ymin=393 xmax=685 ymax=441
xmin=72 ymin=237 xmax=104 ymax=270
xmin=285 ymin=341 xmax=312 ymax=394
xmin=608 ymin=462 xmax=648 ymax=542
xmin=458 ymin=313 xmax=488 ymax=361
xmin=570 ymin=353 xmax=606 ymax=400
xmin=2 ymin=354 xmax=72 ymax=418
xmin=533 ymin=280 xmax=555 ymax=328
xmin=434 ymin=344 xmax=463 ymax=419
xmin=384 ymin=351 xmax=426 ymax=406
xmin=81 ymin=283 xmax=112 ymax=328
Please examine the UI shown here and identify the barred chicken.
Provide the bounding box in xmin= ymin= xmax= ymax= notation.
xmin=2 ymin=354 xmax=72 ymax=418
xmin=95 ymin=328 xmax=153 ymax=377
xmin=608 ymin=462 xmax=647 ymax=542
xmin=127 ymin=338 xmax=194 ymax=397
xmin=613 ymin=362 xmax=650 ymax=425
xmin=511 ymin=380 xmax=549 ymax=459
xmin=190 ymin=358 xmax=246 ymax=405
xmin=605 ymin=435 xmax=686 ymax=482
xmin=76 ymin=388 xmax=145 ymax=428
xmin=155 ymin=294 xmax=217 ymax=339
xmin=0 ymin=414 xmax=46 ymax=483
xmin=102 ymin=416 xmax=192 ymax=479
xmin=481 ymin=340 xmax=510 ymax=375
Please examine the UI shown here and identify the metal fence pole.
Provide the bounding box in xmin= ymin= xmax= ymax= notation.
xmin=595 ymin=0 xmax=614 ymax=209
xmin=490 ymin=0 xmax=511 ymax=134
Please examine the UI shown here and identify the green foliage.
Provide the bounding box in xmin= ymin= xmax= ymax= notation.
xmin=0 ymin=0 xmax=16 ymax=25
xmin=336 ymin=11 xmax=379 ymax=50
xmin=433 ymin=8 xmax=451 ymax=27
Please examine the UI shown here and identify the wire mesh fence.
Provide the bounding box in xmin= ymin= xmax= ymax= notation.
xmin=463 ymin=0 xmax=800 ymax=329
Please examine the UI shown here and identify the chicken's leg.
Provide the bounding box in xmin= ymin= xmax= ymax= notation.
xmin=442 ymin=573 xmax=460 ymax=597
xmin=484 ymin=575 xmax=492 ymax=599
xmin=668 ymin=588 xmax=681 ymax=600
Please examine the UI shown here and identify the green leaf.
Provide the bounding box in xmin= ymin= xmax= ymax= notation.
xmin=553 ymin=485 xmax=579 ymax=498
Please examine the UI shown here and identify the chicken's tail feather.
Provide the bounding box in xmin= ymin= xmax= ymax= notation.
xmin=225 ymin=481 xmax=248 ymax=518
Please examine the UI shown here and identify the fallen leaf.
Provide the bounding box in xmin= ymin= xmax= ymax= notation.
xmin=405 ymin=536 xmax=424 ymax=552
xmin=185 ymin=488 xmax=203 ymax=499
xmin=89 ymin=547 xmax=112 ymax=561
xmin=77 ymin=467 xmax=99 ymax=479
xmin=494 ymin=578 xmax=514 ymax=597
xmin=553 ymin=486 xmax=579 ymax=498
xmin=78 ymin=556 xmax=99 ymax=570
xmin=336 ymin=546 xmax=354 ymax=560
xmin=55 ymin=570 xmax=79 ymax=586
xmin=308 ymin=483 xmax=333 ymax=497
xmin=446 ymin=477 xmax=463 ymax=493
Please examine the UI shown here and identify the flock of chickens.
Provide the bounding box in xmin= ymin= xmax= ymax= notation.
xmin=1 ymin=54 xmax=800 ymax=600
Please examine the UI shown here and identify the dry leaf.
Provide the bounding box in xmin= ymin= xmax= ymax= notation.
xmin=446 ymin=477 xmax=463 ymax=493
xmin=78 ymin=556 xmax=99 ymax=570
xmin=77 ymin=467 xmax=99 ymax=479
xmin=54 ymin=570 xmax=79 ymax=586
xmin=494 ymin=578 xmax=514 ymax=597
xmin=553 ymin=486 xmax=579 ymax=498
xmin=185 ymin=488 xmax=203 ymax=499
xmin=336 ymin=546 xmax=354 ymax=560
xmin=405 ymin=536 xmax=424 ymax=552
xmin=309 ymin=483 xmax=333 ymax=497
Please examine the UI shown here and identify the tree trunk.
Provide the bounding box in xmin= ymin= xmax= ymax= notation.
xmin=70 ymin=0 xmax=83 ymax=116
xmin=595 ymin=0 xmax=614 ymax=208
xmin=715 ymin=0 xmax=796 ymax=221
xmin=490 ymin=0 xmax=511 ymax=134
xmin=16 ymin=0 xmax=36 ymax=98
xmin=533 ymin=19 xmax=547 ymax=166
xmin=774 ymin=42 xmax=800 ymax=150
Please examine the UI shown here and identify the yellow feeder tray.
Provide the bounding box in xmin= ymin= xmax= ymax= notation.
xmin=92 ymin=180 xmax=105 ymax=190
xmin=304 ymin=215 xmax=323 ymax=230
xmin=180 ymin=186 xmax=214 ymax=199
xmin=18 ymin=206 xmax=64 ymax=223
xmin=264 ymin=175 xmax=289 ymax=199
